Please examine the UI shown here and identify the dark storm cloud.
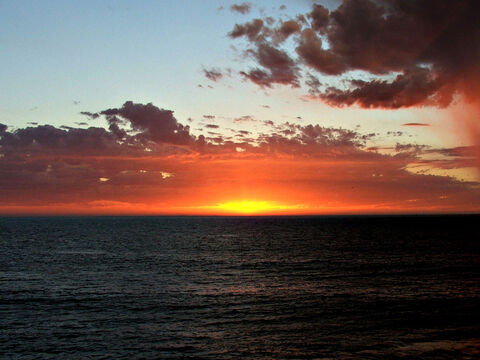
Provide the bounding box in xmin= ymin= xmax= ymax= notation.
xmin=228 ymin=0 xmax=480 ymax=108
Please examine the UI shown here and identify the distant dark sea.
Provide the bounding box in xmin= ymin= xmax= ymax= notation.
xmin=1 ymin=215 xmax=479 ymax=359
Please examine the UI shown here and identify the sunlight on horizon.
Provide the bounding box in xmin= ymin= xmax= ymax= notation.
xmin=205 ymin=200 xmax=305 ymax=214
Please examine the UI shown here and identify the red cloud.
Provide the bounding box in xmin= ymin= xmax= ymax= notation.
xmin=229 ymin=19 xmax=264 ymax=41
xmin=230 ymin=2 xmax=251 ymax=15
xmin=403 ymin=123 xmax=430 ymax=127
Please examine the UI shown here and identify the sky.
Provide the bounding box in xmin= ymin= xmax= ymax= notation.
xmin=1 ymin=0 xmax=480 ymax=215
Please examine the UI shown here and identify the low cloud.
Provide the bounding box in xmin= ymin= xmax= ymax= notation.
xmin=234 ymin=115 xmax=256 ymax=123
xmin=99 ymin=101 xmax=194 ymax=145
xmin=1 ymin=101 xmax=478 ymax=213
xmin=403 ymin=123 xmax=430 ymax=127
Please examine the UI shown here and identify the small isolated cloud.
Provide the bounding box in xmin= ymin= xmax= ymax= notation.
xmin=80 ymin=111 xmax=100 ymax=119
xmin=403 ymin=123 xmax=430 ymax=127
xmin=387 ymin=131 xmax=403 ymax=137
xmin=203 ymin=68 xmax=223 ymax=82
xmin=234 ymin=115 xmax=256 ymax=123
xmin=160 ymin=171 xmax=173 ymax=179
xmin=230 ymin=2 xmax=251 ymax=15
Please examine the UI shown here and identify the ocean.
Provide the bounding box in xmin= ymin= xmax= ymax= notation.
xmin=1 ymin=215 xmax=479 ymax=359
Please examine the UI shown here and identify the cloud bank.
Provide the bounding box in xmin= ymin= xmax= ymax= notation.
xmin=1 ymin=101 xmax=478 ymax=214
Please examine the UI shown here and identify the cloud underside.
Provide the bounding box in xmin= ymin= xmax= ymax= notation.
xmin=228 ymin=0 xmax=480 ymax=109
xmin=1 ymin=101 xmax=479 ymax=213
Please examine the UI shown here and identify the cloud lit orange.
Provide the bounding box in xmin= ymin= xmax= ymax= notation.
xmin=1 ymin=107 xmax=479 ymax=215
xmin=2 ymin=0 xmax=480 ymax=216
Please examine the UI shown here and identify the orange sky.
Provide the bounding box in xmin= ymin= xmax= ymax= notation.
xmin=1 ymin=1 xmax=480 ymax=215
xmin=1 ymin=144 xmax=479 ymax=215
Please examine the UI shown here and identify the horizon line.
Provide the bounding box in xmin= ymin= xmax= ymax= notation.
xmin=1 ymin=212 xmax=479 ymax=218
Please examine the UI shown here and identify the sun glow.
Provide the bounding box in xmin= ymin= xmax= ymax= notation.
xmin=213 ymin=200 xmax=304 ymax=214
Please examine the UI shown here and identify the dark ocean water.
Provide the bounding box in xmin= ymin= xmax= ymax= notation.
xmin=0 ymin=215 xmax=479 ymax=359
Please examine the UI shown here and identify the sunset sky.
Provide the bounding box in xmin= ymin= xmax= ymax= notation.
xmin=1 ymin=0 xmax=480 ymax=215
